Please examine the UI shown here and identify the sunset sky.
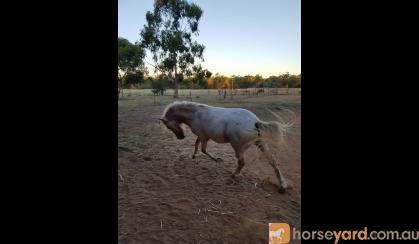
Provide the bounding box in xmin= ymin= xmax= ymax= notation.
xmin=118 ymin=0 xmax=301 ymax=77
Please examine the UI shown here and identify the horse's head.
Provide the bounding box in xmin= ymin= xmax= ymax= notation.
xmin=160 ymin=101 xmax=201 ymax=140
xmin=160 ymin=118 xmax=185 ymax=140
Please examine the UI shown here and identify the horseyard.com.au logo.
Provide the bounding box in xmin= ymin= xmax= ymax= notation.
xmin=269 ymin=223 xmax=290 ymax=244
xmin=268 ymin=224 xmax=419 ymax=243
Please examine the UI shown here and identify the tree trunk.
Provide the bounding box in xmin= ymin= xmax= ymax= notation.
xmin=118 ymin=81 xmax=121 ymax=99
xmin=118 ymin=72 xmax=126 ymax=98
xmin=118 ymin=83 xmax=124 ymax=98
xmin=190 ymin=81 xmax=194 ymax=101
xmin=173 ymin=77 xmax=179 ymax=98
xmin=173 ymin=65 xmax=179 ymax=98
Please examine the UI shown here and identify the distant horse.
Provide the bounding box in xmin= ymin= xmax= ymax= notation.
xmin=159 ymin=101 xmax=293 ymax=192
xmin=256 ymin=88 xmax=264 ymax=95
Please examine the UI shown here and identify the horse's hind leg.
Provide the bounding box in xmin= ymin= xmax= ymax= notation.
xmin=201 ymin=139 xmax=222 ymax=162
xmin=192 ymin=137 xmax=200 ymax=159
xmin=255 ymin=139 xmax=287 ymax=192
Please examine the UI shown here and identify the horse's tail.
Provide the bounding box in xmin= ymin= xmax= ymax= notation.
xmin=255 ymin=107 xmax=296 ymax=147
xmin=255 ymin=121 xmax=288 ymax=144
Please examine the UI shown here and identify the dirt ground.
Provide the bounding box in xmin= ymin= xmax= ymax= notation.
xmin=118 ymin=93 xmax=301 ymax=244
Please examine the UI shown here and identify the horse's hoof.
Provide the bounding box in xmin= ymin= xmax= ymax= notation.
xmin=277 ymin=183 xmax=288 ymax=193
xmin=278 ymin=187 xmax=286 ymax=194
xmin=192 ymin=155 xmax=195 ymax=159
xmin=216 ymin=158 xmax=223 ymax=162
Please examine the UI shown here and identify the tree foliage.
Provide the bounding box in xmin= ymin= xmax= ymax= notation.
xmin=118 ymin=37 xmax=146 ymax=96
xmin=140 ymin=73 xmax=300 ymax=90
xmin=151 ymin=74 xmax=170 ymax=95
xmin=140 ymin=0 xmax=207 ymax=98
xmin=202 ymin=73 xmax=301 ymax=89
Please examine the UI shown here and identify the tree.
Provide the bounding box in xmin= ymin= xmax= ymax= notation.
xmin=118 ymin=37 xmax=146 ymax=97
xmin=124 ymin=71 xmax=144 ymax=88
xmin=140 ymin=0 xmax=206 ymax=98
xmin=253 ymin=74 xmax=264 ymax=88
xmin=151 ymin=79 xmax=167 ymax=96
xmin=190 ymin=65 xmax=211 ymax=88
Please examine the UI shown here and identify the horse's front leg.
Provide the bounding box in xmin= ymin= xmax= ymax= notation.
xmin=231 ymin=152 xmax=245 ymax=178
xmin=192 ymin=137 xmax=200 ymax=159
xmin=201 ymin=139 xmax=223 ymax=162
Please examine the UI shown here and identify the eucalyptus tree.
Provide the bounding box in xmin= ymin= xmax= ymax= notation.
xmin=140 ymin=0 xmax=206 ymax=98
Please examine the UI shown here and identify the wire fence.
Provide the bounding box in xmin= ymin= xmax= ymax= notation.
xmin=123 ymin=88 xmax=301 ymax=97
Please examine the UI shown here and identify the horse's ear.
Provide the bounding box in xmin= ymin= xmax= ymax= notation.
xmin=159 ymin=118 xmax=167 ymax=124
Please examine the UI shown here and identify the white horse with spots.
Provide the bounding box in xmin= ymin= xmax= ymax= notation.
xmin=159 ymin=101 xmax=293 ymax=192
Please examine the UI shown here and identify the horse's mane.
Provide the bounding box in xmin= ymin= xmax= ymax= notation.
xmin=161 ymin=101 xmax=207 ymax=119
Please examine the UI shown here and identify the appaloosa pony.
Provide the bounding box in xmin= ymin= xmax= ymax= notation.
xmin=159 ymin=101 xmax=293 ymax=192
